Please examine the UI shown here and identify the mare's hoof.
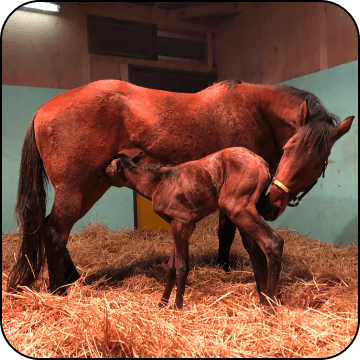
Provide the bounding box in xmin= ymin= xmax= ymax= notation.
xmin=174 ymin=303 xmax=183 ymax=310
xmin=52 ymin=285 xmax=70 ymax=296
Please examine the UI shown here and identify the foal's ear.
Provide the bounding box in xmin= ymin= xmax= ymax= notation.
xmin=333 ymin=116 xmax=355 ymax=142
xmin=119 ymin=154 xmax=136 ymax=169
xmin=131 ymin=151 xmax=143 ymax=164
xmin=299 ymin=100 xmax=310 ymax=127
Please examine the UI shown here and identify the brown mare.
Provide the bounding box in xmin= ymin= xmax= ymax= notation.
xmin=7 ymin=79 xmax=354 ymax=297
xmin=104 ymin=148 xmax=278 ymax=309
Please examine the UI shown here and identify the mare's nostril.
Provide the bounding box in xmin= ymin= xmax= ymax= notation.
xmin=262 ymin=205 xmax=281 ymax=221
xmin=269 ymin=206 xmax=281 ymax=220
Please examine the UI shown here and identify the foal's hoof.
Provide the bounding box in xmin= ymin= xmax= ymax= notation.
xmin=263 ymin=306 xmax=276 ymax=316
xmin=158 ymin=299 xmax=168 ymax=308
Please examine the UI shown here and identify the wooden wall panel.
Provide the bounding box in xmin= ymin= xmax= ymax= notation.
xmin=2 ymin=5 xmax=84 ymax=88
xmin=2 ymin=3 xmax=211 ymax=90
xmin=213 ymin=2 xmax=262 ymax=83
xmin=326 ymin=2 xmax=358 ymax=69
xmin=90 ymin=58 xmax=121 ymax=83
xmin=214 ymin=2 xmax=357 ymax=84
xmin=2 ymin=3 xmax=357 ymax=89
xmin=261 ymin=2 xmax=321 ymax=84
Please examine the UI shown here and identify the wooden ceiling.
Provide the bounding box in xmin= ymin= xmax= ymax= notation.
xmin=126 ymin=2 xmax=245 ymax=27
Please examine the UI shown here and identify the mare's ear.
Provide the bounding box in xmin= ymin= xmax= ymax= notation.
xmin=131 ymin=151 xmax=144 ymax=164
xmin=119 ymin=154 xmax=136 ymax=169
xmin=299 ymin=100 xmax=310 ymax=127
xmin=333 ymin=116 xmax=355 ymax=142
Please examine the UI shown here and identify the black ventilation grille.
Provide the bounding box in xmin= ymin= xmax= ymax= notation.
xmin=157 ymin=31 xmax=207 ymax=63
xmin=87 ymin=16 xmax=158 ymax=60
xmin=129 ymin=66 xmax=216 ymax=93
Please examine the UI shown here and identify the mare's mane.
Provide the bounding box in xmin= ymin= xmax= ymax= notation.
xmin=215 ymin=79 xmax=242 ymax=90
xmin=277 ymin=85 xmax=340 ymax=153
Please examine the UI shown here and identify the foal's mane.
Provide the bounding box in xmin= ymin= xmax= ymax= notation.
xmin=140 ymin=164 xmax=178 ymax=180
xmin=278 ymin=85 xmax=340 ymax=153
xmin=140 ymin=164 xmax=165 ymax=173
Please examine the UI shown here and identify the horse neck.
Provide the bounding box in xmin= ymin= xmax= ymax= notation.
xmin=123 ymin=167 xmax=163 ymax=200
xmin=252 ymin=84 xmax=304 ymax=148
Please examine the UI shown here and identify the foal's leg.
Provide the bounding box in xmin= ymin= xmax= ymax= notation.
xmin=220 ymin=201 xmax=284 ymax=306
xmin=173 ymin=220 xmax=196 ymax=309
xmin=239 ymin=230 xmax=268 ymax=304
xmin=217 ymin=210 xmax=236 ymax=272
xmin=159 ymin=244 xmax=176 ymax=307
xmin=167 ymin=220 xmax=196 ymax=309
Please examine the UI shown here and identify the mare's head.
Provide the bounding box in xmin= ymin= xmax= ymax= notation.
xmin=262 ymin=109 xmax=354 ymax=221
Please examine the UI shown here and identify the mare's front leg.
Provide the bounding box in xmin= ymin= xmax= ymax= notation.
xmin=220 ymin=200 xmax=284 ymax=306
xmin=217 ymin=210 xmax=236 ymax=272
xmin=162 ymin=220 xmax=196 ymax=309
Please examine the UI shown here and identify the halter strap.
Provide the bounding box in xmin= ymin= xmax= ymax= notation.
xmin=270 ymin=159 xmax=328 ymax=208
xmin=272 ymin=179 xmax=317 ymax=207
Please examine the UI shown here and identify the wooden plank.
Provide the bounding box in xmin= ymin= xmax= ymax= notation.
xmin=207 ymin=32 xmax=213 ymax=72
xmin=170 ymin=2 xmax=243 ymax=19
xmin=90 ymin=54 xmax=215 ymax=73
xmin=120 ymin=64 xmax=129 ymax=82
xmin=90 ymin=58 xmax=120 ymax=82
xmin=77 ymin=4 xmax=92 ymax=85
xmin=260 ymin=2 xmax=320 ymax=83
xmin=87 ymin=2 xmax=212 ymax=32
xmin=214 ymin=3 xmax=262 ymax=84
xmin=318 ymin=2 xmax=328 ymax=71
xmin=326 ymin=2 xmax=358 ymax=69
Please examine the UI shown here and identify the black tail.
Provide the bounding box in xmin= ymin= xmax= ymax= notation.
xmin=7 ymin=113 xmax=49 ymax=292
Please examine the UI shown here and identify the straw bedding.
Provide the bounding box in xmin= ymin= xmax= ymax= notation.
xmin=2 ymin=212 xmax=358 ymax=357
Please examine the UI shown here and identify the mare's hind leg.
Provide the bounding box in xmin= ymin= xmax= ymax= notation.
xmin=217 ymin=210 xmax=236 ymax=272
xmin=44 ymin=215 xmax=80 ymax=286
xmin=63 ymin=248 xmax=81 ymax=284
xmin=43 ymin=189 xmax=83 ymax=295
xmin=61 ymin=180 xmax=112 ymax=289
xmin=239 ymin=230 xmax=268 ymax=304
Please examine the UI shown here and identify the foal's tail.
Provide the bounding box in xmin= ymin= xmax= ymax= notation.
xmin=7 ymin=112 xmax=49 ymax=292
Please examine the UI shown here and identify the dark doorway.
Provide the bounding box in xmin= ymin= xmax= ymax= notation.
xmin=129 ymin=65 xmax=217 ymax=229
xmin=129 ymin=65 xmax=216 ymax=93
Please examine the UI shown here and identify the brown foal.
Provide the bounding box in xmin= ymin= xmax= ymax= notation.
xmin=105 ymin=147 xmax=284 ymax=309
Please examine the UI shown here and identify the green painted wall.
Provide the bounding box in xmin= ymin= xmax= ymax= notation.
xmin=272 ymin=61 xmax=358 ymax=246
xmin=2 ymin=85 xmax=134 ymax=233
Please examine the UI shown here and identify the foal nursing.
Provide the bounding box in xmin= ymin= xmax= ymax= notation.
xmin=105 ymin=148 xmax=283 ymax=309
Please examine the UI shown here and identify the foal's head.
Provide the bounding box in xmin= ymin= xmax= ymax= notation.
xmin=262 ymin=115 xmax=354 ymax=221
xmin=104 ymin=151 xmax=144 ymax=187
xmin=105 ymin=150 xmax=169 ymax=189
